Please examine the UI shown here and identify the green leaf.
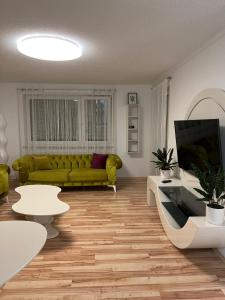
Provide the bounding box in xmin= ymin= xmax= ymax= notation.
xmin=195 ymin=197 xmax=207 ymax=201
xmin=167 ymin=149 xmax=173 ymax=163
xmin=151 ymin=148 xmax=177 ymax=170
xmin=215 ymin=168 xmax=225 ymax=197
xmin=192 ymin=162 xmax=225 ymax=203
xmin=152 ymin=152 xmax=161 ymax=160
xmin=194 ymin=188 xmax=209 ymax=199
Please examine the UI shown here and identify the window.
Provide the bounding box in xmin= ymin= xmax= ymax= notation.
xmin=30 ymin=99 xmax=79 ymax=141
xmin=84 ymin=98 xmax=111 ymax=142
xmin=19 ymin=91 xmax=114 ymax=154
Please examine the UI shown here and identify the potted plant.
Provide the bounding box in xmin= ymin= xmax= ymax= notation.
xmin=151 ymin=148 xmax=177 ymax=179
xmin=192 ymin=164 xmax=225 ymax=225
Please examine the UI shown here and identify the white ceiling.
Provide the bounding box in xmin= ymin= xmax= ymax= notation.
xmin=1 ymin=0 xmax=225 ymax=84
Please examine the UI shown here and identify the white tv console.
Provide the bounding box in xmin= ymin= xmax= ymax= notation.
xmin=147 ymin=176 xmax=225 ymax=249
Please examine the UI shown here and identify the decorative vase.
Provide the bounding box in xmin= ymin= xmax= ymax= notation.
xmin=206 ymin=204 xmax=225 ymax=225
xmin=160 ymin=169 xmax=171 ymax=180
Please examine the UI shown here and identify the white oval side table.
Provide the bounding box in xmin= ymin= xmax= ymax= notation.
xmin=0 ymin=221 xmax=47 ymax=287
xmin=13 ymin=185 xmax=70 ymax=239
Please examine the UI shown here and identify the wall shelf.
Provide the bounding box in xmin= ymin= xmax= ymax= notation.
xmin=127 ymin=103 xmax=139 ymax=154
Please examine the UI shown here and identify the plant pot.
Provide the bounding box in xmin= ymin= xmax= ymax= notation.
xmin=160 ymin=169 xmax=171 ymax=180
xmin=206 ymin=204 xmax=225 ymax=225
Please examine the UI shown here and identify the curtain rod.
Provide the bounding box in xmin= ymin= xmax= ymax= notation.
xmin=17 ymin=88 xmax=116 ymax=92
xmin=151 ymin=76 xmax=172 ymax=89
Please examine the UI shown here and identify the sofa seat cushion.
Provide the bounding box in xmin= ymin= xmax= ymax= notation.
xmin=28 ymin=169 xmax=71 ymax=182
xmin=69 ymin=168 xmax=108 ymax=182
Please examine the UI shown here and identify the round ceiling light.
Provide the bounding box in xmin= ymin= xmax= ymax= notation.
xmin=17 ymin=35 xmax=82 ymax=61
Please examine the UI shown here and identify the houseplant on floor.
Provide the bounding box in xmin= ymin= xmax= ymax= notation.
xmin=151 ymin=148 xmax=177 ymax=179
xmin=192 ymin=163 xmax=225 ymax=225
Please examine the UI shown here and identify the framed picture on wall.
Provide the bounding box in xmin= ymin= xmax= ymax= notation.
xmin=128 ymin=93 xmax=138 ymax=104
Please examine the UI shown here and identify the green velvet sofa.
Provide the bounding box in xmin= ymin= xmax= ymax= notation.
xmin=0 ymin=164 xmax=9 ymax=201
xmin=12 ymin=154 xmax=122 ymax=192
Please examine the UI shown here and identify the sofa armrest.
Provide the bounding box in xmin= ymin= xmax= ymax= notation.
xmin=107 ymin=154 xmax=122 ymax=169
xmin=12 ymin=159 xmax=21 ymax=171
xmin=12 ymin=157 xmax=33 ymax=183
xmin=106 ymin=155 xmax=122 ymax=184
xmin=0 ymin=164 xmax=9 ymax=195
xmin=0 ymin=164 xmax=10 ymax=174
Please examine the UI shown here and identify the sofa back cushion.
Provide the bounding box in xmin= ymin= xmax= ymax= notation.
xmin=48 ymin=154 xmax=93 ymax=169
xmin=23 ymin=154 xmax=111 ymax=170
xmin=33 ymin=156 xmax=51 ymax=170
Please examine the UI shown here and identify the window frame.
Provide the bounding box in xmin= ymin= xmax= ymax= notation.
xmin=81 ymin=95 xmax=113 ymax=145
xmin=20 ymin=93 xmax=114 ymax=152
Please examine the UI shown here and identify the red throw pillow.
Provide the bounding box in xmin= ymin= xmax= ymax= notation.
xmin=91 ymin=153 xmax=108 ymax=169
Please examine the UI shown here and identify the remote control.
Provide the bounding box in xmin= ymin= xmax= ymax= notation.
xmin=162 ymin=179 xmax=172 ymax=183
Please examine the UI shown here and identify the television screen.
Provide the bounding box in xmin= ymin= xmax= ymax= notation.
xmin=174 ymin=119 xmax=223 ymax=173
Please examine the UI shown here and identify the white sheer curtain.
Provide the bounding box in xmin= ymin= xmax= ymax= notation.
xmin=150 ymin=78 xmax=170 ymax=174
xmin=84 ymin=96 xmax=113 ymax=152
xmin=18 ymin=89 xmax=115 ymax=155
xmin=0 ymin=114 xmax=8 ymax=163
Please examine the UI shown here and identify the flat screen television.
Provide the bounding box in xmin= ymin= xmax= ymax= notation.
xmin=174 ymin=119 xmax=223 ymax=173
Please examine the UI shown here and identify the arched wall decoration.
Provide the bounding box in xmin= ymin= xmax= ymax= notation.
xmin=186 ymin=97 xmax=225 ymax=120
xmin=0 ymin=114 xmax=8 ymax=163
xmin=184 ymin=88 xmax=225 ymax=171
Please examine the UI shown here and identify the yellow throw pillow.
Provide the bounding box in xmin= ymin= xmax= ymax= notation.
xmin=33 ymin=156 xmax=51 ymax=170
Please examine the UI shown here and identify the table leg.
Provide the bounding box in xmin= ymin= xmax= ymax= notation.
xmin=27 ymin=215 xmax=59 ymax=239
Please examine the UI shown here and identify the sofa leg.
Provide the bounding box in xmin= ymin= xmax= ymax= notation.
xmin=2 ymin=196 xmax=8 ymax=203
xmin=107 ymin=185 xmax=117 ymax=192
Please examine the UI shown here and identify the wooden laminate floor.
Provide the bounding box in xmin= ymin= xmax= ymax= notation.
xmin=1 ymin=178 xmax=225 ymax=299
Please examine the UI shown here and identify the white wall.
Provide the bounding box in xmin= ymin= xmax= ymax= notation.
xmin=168 ymin=33 xmax=225 ymax=153
xmin=0 ymin=83 xmax=152 ymax=178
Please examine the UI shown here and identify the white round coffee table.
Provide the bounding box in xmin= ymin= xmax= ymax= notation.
xmin=13 ymin=185 xmax=70 ymax=239
xmin=0 ymin=221 xmax=47 ymax=287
